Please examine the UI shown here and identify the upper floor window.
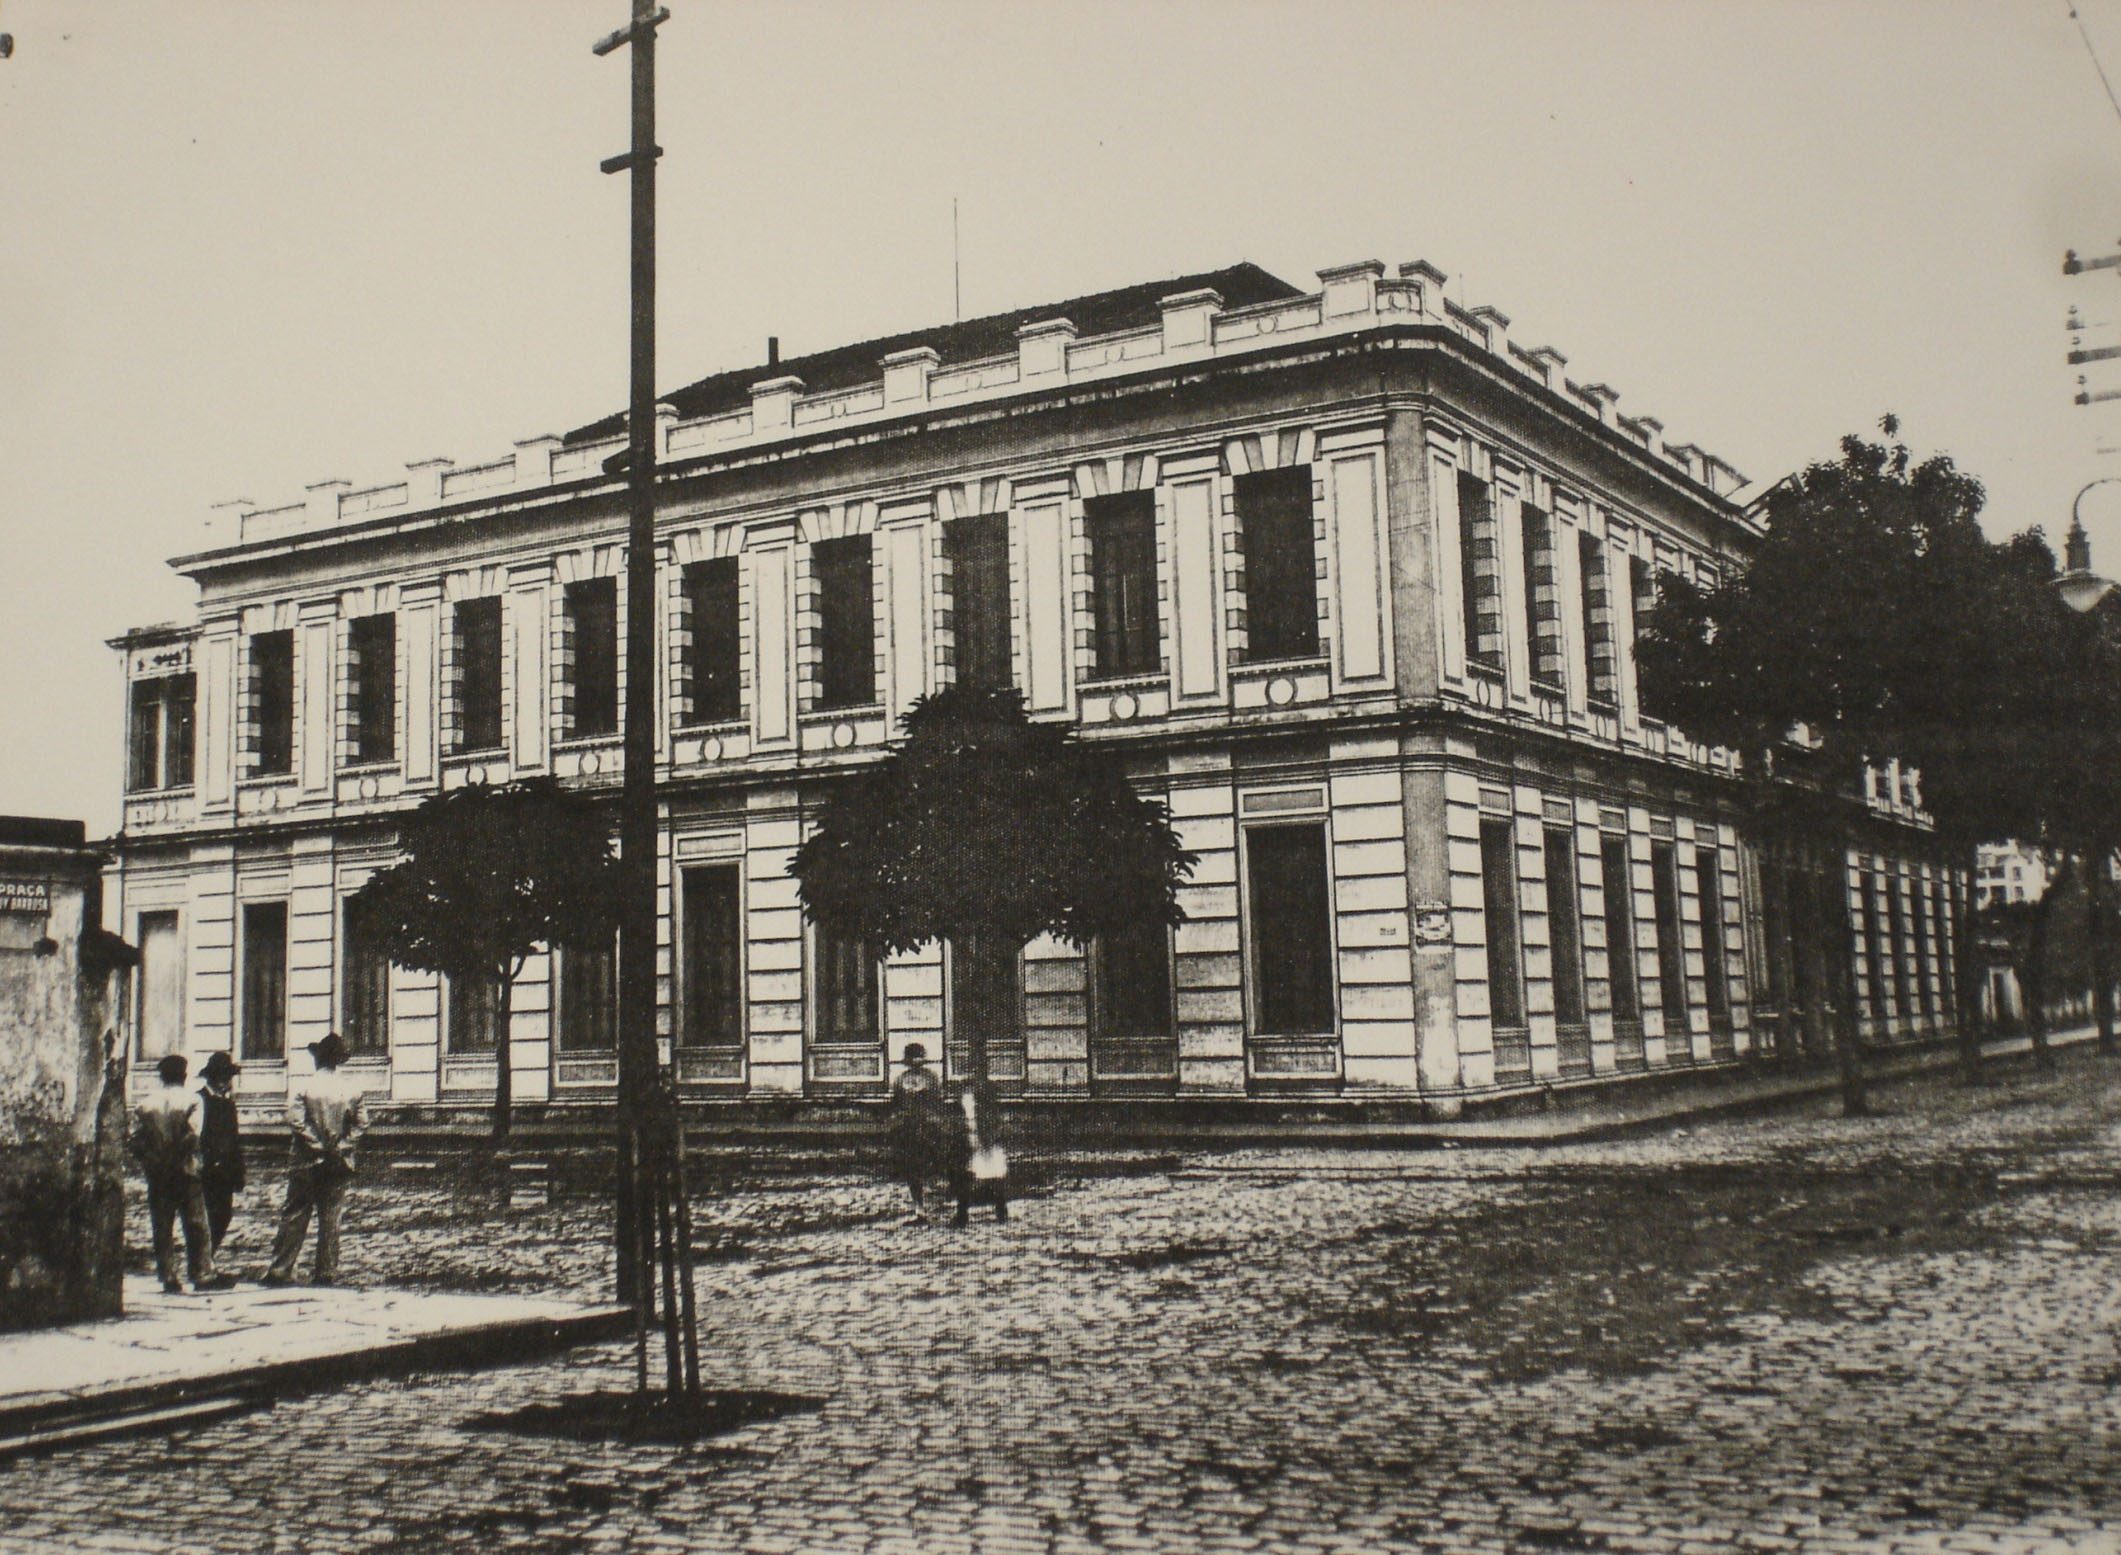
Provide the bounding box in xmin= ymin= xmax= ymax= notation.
xmin=128 ymin=674 xmax=195 ymax=793
xmin=1457 ymin=472 xmax=1504 ymax=673
xmin=566 ymin=578 xmax=619 ymax=739
xmin=946 ymin=514 xmax=1012 ymax=691
xmin=1579 ymin=531 xmax=1618 ymax=707
xmin=684 ymin=558 xmax=742 ymax=724
xmin=1521 ymin=503 xmax=1564 ymax=691
xmin=1629 ymin=555 xmax=1658 ymax=676
xmin=1087 ymin=490 xmax=1159 ymax=679
xmin=249 ymin=630 xmax=294 ymax=776
xmin=454 ymin=598 xmax=504 ymax=753
xmin=348 ymin=613 xmax=396 ymax=765
xmin=1237 ymin=466 xmax=1319 ymax=663
xmin=813 ymin=535 xmax=876 ymax=710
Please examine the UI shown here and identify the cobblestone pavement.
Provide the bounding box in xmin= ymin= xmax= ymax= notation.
xmin=15 ymin=1055 xmax=2121 ymax=1554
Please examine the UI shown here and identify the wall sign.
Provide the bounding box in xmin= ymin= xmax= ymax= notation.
xmin=0 ymin=882 xmax=52 ymax=914
xmin=1414 ymin=901 xmax=1452 ymax=947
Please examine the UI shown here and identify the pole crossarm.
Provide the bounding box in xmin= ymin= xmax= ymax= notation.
xmin=592 ymin=7 xmax=669 ymax=57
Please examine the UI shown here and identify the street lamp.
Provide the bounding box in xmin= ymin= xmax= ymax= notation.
xmin=2057 ymin=479 xmax=2121 ymax=613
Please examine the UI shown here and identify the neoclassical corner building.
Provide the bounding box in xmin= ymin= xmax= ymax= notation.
xmin=108 ymin=259 xmax=1961 ymax=1119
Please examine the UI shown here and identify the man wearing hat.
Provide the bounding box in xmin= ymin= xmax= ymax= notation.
xmin=885 ymin=1042 xmax=950 ymax=1218
xmin=263 ymin=1032 xmax=370 ymax=1286
xmin=195 ymin=1052 xmax=245 ymax=1253
xmin=127 ymin=1053 xmax=230 ymax=1293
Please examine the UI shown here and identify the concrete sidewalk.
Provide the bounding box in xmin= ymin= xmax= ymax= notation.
xmin=0 ymin=1274 xmax=628 ymax=1459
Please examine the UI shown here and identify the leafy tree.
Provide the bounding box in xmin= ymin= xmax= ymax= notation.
xmin=354 ymin=778 xmax=622 ymax=1139
xmin=789 ymin=686 xmax=1197 ymax=1086
xmin=1635 ymin=419 xmax=2093 ymax=1108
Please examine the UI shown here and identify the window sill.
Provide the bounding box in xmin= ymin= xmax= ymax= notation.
xmin=338 ymin=759 xmax=399 ymax=776
xmin=1080 ymin=671 xmax=1165 ymax=691
xmin=237 ymin=772 xmax=297 ymax=788
xmin=553 ymin=732 xmax=622 ymax=751
xmin=1462 ymin=659 xmax=1506 ymax=684
xmin=801 ymin=704 xmax=883 ymax=721
xmin=443 ymin=747 xmax=508 ymax=762
xmin=1234 ymin=653 xmax=1327 ymax=674
xmin=126 ymin=785 xmax=196 ymax=799
xmin=676 ymin=717 xmax=746 ymax=735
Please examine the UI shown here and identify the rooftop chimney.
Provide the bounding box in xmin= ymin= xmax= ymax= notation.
xmin=767 ymin=336 xmax=780 ymax=368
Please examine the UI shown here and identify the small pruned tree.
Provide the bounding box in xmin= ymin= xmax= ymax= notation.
xmin=789 ymin=686 xmax=1197 ymax=1086
xmin=354 ymin=778 xmax=621 ymax=1139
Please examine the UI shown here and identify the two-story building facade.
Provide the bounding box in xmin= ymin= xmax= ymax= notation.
xmin=108 ymin=259 xmax=1961 ymax=1119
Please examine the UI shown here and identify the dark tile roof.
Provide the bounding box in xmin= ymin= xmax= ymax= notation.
xmin=564 ymin=261 xmax=1304 ymax=446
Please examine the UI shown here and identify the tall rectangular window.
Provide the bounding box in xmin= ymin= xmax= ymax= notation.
xmin=456 ymin=598 xmax=504 ymax=752
xmin=1458 ymin=471 xmax=1504 ymax=672
xmin=567 ymin=578 xmax=619 ymax=738
xmin=348 ymin=613 xmax=396 ymax=765
xmin=341 ymin=892 xmax=391 ymax=1057
xmin=1888 ymin=872 xmax=1914 ymax=1018
xmin=816 ymin=922 xmax=878 ymax=1043
xmin=1630 ymin=556 xmax=1658 ymax=689
xmin=447 ymin=972 xmax=499 ymax=1054
xmin=1864 ymin=869 xmax=1894 ymax=1023
xmin=240 ymin=902 xmax=287 ymax=1061
xmin=814 ymin=535 xmax=876 ymax=709
xmin=128 ymin=675 xmax=195 ymax=792
xmin=1246 ymin=824 xmax=1335 ymax=1035
xmin=251 ymin=630 xmax=294 ymax=775
xmin=1096 ymin=919 xmax=1173 ymax=1039
xmin=946 ymin=513 xmax=1013 ymax=691
xmin=557 ymin=936 xmax=618 ymax=1052
xmin=681 ymin=866 xmax=744 ymax=1048
xmin=1237 ymin=466 xmax=1319 ymax=662
xmin=1699 ymin=844 xmax=1731 ymax=1027
xmin=1651 ymin=840 xmax=1690 ymax=1052
xmin=137 ymin=911 xmax=184 ymax=1061
xmin=1545 ymin=828 xmax=1586 ymax=1027
xmin=1480 ymin=820 xmax=1525 ymax=1028
xmin=685 ymin=558 xmax=742 ymax=724
xmin=1087 ymin=490 xmax=1160 ymax=678
xmin=1911 ymin=875 xmax=1935 ymax=1020
xmin=1601 ymin=835 xmax=1641 ymax=1023
xmin=1579 ymin=531 xmax=1618 ymax=706
xmin=1521 ymin=504 xmax=1564 ymax=690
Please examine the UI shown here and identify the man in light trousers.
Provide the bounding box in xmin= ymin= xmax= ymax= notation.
xmin=264 ymin=1032 xmax=370 ymax=1286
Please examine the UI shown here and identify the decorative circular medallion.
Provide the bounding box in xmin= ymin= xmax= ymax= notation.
xmin=704 ymin=736 xmax=724 ymax=762
xmin=1111 ymin=693 xmax=1138 ymax=722
xmin=832 ymin=721 xmax=856 ymax=749
xmin=468 ymin=763 xmax=488 ymax=786
xmin=1267 ymin=676 xmax=1297 ymax=707
xmin=359 ymin=775 xmax=380 ymax=801
xmin=581 ymin=750 xmax=601 ymax=776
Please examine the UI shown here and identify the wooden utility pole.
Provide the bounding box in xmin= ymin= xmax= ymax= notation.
xmin=595 ymin=0 xmax=667 ymax=1319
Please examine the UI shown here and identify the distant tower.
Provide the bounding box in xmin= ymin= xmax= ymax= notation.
xmin=2069 ymin=515 xmax=2094 ymax=574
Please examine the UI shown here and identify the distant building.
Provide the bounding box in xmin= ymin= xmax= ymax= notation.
xmin=1976 ymin=843 xmax=2048 ymax=911
xmin=107 ymin=259 xmax=1957 ymax=1120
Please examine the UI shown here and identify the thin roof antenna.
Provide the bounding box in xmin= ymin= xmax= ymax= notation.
xmin=2068 ymin=2 xmax=2121 ymax=135
xmin=953 ymin=196 xmax=962 ymax=322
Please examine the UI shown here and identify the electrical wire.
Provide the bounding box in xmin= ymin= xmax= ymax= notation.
xmin=2068 ymin=1 xmax=2121 ymax=134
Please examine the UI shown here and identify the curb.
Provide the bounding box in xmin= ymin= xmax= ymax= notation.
xmin=0 ymin=1305 xmax=633 ymax=1461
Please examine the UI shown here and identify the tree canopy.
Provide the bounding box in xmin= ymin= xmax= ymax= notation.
xmin=789 ymin=687 xmax=1197 ymax=1081
xmin=354 ymin=777 xmax=621 ymax=1136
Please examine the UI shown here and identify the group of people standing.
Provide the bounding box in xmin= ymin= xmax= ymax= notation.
xmin=126 ymin=1031 xmax=371 ymax=1293
xmin=885 ymin=1043 xmax=1010 ymax=1226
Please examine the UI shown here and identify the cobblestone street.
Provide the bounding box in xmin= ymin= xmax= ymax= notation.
xmin=13 ymin=1054 xmax=2121 ymax=1554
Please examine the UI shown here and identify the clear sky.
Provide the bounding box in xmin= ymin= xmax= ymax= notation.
xmin=3 ymin=0 xmax=2120 ymax=835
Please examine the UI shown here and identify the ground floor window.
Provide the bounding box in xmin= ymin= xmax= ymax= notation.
xmin=240 ymin=902 xmax=287 ymax=1061
xmin=1600 ymin=836 xmax=1640 ymax=1024
xmin=341 ymin=893 xmax=391 ymax=1057
xmin=816 ymin=922 xmax=878 ymax=1044
xmin=137 ymin=910 xmax=184 ymax=1061
xmin=1246 ymin=823 xmax=1335 ymax=1036
xmin=1094 ymin=918 xmax=1173 ymax=1040
xmin=447 ymin=972 xmax=500 ymax=1054
xmin=681 ymin=865 xmax=744 ymax=1049
xmin=1545 ymin=828 xmax=1586 ymax=1027
xmin=1480 ymin=820 xmax=1525 ymax=1029
xmin=1651 ymin=841 xmax=1689 ymax=1051
xmin=1699 ymin=844 xmax=1731 ymax=1028
xmin=556 ymin=936 xmax=617 ymax=1052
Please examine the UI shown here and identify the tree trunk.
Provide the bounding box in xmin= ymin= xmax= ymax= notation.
xmin=1952 ymin=848 xmax=1985 ymax=1085
xmin=492 ymin=971 xmax=514 ymax=1140
xmin=2091 ymin=850 xmax=2115 ymax=1058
